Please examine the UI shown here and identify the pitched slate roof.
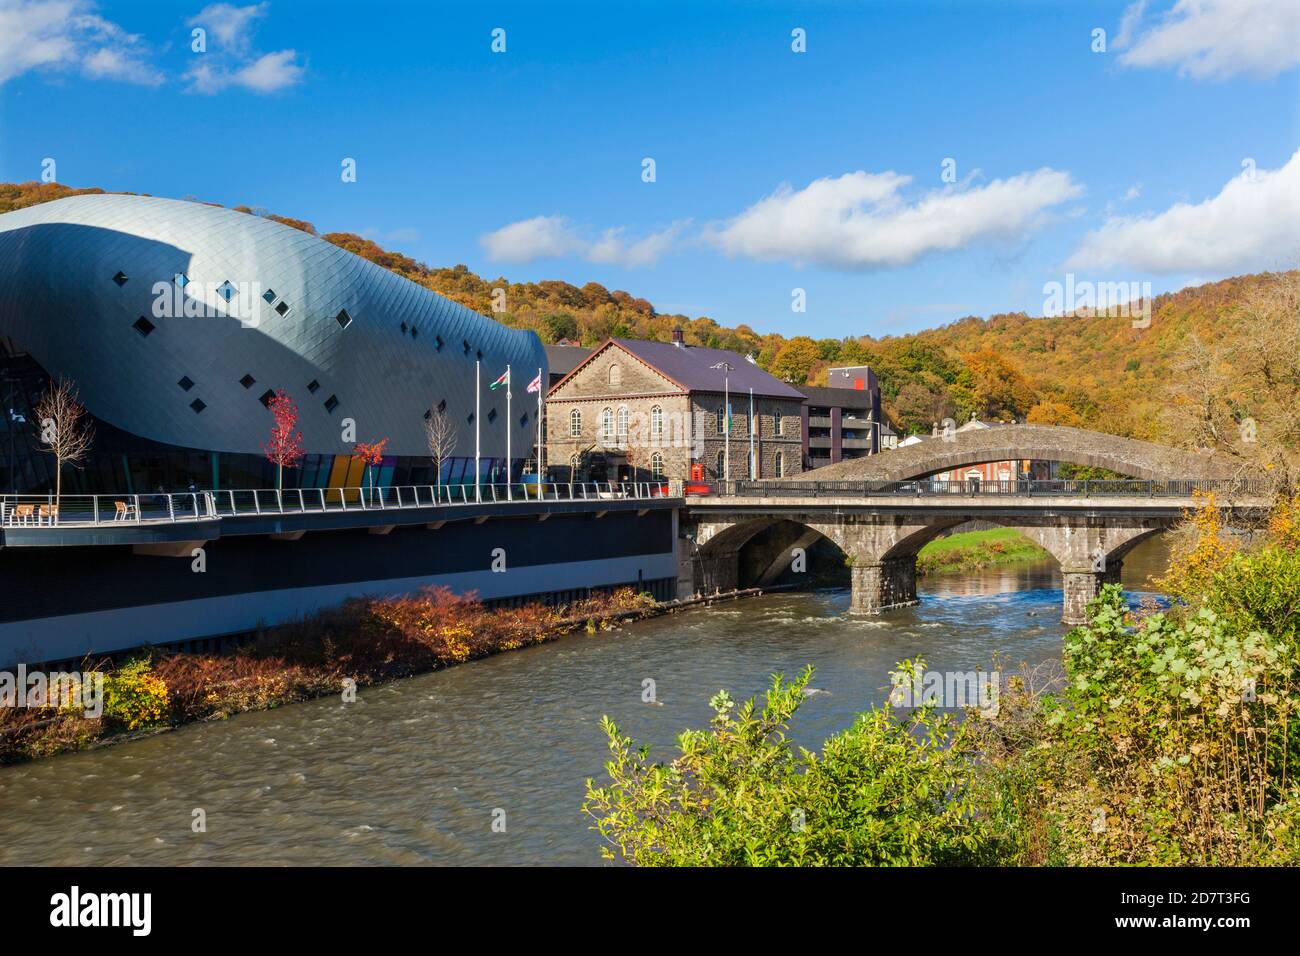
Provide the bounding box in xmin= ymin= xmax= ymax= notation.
xmin=609 ymin=338 xmax=806 ymax=399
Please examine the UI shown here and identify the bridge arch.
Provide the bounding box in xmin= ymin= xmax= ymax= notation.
xmin=803 ymin=424 xmax=1241 ymax=483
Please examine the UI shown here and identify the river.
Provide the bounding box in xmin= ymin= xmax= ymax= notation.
xmin=0 ymin=538 xmax=1171 ymax=866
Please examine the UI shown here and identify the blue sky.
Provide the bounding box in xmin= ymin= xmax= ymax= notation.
xmin=2 ymin=0 xmax=1298 ymax=338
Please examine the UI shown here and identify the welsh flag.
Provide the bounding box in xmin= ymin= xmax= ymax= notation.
xmin=525 ymin=372 xmax=542 ymax=394
xmin=488 ymin=369 xmax=510 ymax=391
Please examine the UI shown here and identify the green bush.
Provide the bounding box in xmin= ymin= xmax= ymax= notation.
xmin=583 ymin=665 xmax=999 ymax=866
xmin=103 ymin=659 xmax=171 ymax=731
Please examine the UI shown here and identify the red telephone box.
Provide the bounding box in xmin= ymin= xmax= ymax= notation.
xmin=689 ymin=463 xmax=705 ymax=482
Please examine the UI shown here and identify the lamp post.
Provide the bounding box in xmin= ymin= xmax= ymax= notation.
xmin=710 ymin=362 xmax=733 ymax=482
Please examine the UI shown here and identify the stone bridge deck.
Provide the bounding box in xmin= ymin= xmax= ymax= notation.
xmin=681 ymin=479 xmax=1269 ymax=624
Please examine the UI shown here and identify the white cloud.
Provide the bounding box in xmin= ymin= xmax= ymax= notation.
xmin=1113 ymin=0 xmax=1300 ymax=80
xmin=481 ymin=216 xmax=685 ymax=267
xmin=706 ymin=168 xmax=1082 ymax=270
xmin=1067 ymin=148 xmax=1300 ymax=273
xmin=0 ymin=0 xmax=162 ymax=86
xmin=184 ymin=2 xmax=302 ymax=94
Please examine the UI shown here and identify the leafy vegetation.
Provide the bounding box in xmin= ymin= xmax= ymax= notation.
xmin=585 ymin=497 xmax=1300 ymax=866
xmin=915 ymin=527 xmax=1051 ymax=576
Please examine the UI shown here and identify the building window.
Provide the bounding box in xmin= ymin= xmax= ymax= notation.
xmin=275 ymin=301 xmax=289 ymax=316
xmin=262 ymin=288 xmax=276 ymax=303
xmin=435 ymin=335 xmax=445 ymax=351
xmin=437 ymin=398 xmax=447 ymax=413
xmin=175 ymin=273 xmax=190 ymax=288
xmin=775 ymin=413 xmax=783 ymax=436
xmin=650 ymin=405 xmax=663 ymax=439
xmin=258 ymin=389 xmax=276 ymax=408
xmin=307 ymin=379 xmax=320 ymax=393
xmin=463 ymin=340 xmax=471 ymax=354
xmin=113 ymin=271 xmax=128 ymax=286
xmin=133 ymin=316 xmax=155 ymax=337
xmin=716 ymin=407 xmax=725 ymax=435
xmin=335 ymin=309 xmax=352 ymax=330
xmin=608 ymin=364 xmax=622 ymax=387
xmin=190 ymin=399 xmax=206 ymax=414
xmin=217 ymin=280 xmax=236 ymax=302
xmin=520 ymin=412 xmax=528 ymax=427
xmin=240 ymin=373 xmax=256 ymax=389
xmin=177 ymin=376 xmax=194 ymax=391
xmin=487 ymin=408 xmax=497 ymax=424
xmin=650 ymin=452 xmax=664 ymax=479
xmin=616 ymin=406 xmax=628 ymax=440
xmin=400 ymin=321 xmax=408 ymax=334
xmin=569 ymin=409 xmax=582 ymax=437
xmin=716 ymin=451 xmax=725 ymax=478
xmin=324 ymin=394 xmax=339 ymax=413
xmin=601 ymin=407 xmax=613 ymax=441
xmin=410 ymin=327 xmax=418 ymax=340
xmin=775 ymin=452 xmax=784 ymax=477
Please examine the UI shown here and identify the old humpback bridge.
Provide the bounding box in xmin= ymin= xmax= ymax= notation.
xmin=681 ymin=425 xmax=1268 ymax=623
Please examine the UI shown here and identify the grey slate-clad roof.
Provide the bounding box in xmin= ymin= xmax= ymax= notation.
xmin=796 ymin=384 xmax=876 ymax=410
xmin=0 ymin=194 xmax=544 ymax=459
xmin=544 ymin=344 xmax=592 ymax=379
xmin=610 ymin=339 xmax=805 ymax=399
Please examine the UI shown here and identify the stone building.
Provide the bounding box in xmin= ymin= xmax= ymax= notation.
xmin=544 ymin=334 xmax=806 ymax=482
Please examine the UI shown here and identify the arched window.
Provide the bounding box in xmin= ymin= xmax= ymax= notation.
xmin=650 ymin=405 xmax=663 ymax=440
xmin=774 ymin=452 xmax=784 ymax=477
xmin=570 ymin=454 xmax=580 ymax=476
xmin=616 ymin=405 xmax=629 ymax=440
xmin=650 ymin=452 xmax=664 ymax=479
xmin=716 ymin=450 xmax=726 ymax=478
xmin=601 ymin=407 xmax=613 ymax=441
xmin=608 ymin=364 xmax=622 ymax=386
xmin=569 ymin=408 xmax=582 ymax=437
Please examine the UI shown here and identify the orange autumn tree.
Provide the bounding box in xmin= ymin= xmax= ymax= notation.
xmin=353 ymin=438 xmax=389 ymax=494
xmin=1156 ymin=492 xmax=1240 ymax=604
xmin=263 ymin=390 xmax=305 ymax=490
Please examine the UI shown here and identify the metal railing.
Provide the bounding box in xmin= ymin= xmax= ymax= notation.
xmin=0 ymin=481 xmax=678 ymax=529
xmin=0 ymin=492 xmax=215 ymax=527
xmin=715 ymin=478 xmax=1272 ymax=498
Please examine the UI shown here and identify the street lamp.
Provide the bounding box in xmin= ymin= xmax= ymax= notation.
xmin=710 ymin=362 xmax=734 ymax=481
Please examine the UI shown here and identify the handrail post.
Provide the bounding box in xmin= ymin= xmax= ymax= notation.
xmin=168 ymin=494 xmax=175 ymax=522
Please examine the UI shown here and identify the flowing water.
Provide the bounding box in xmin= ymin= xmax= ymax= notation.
xmin=0 ymin=538 xmax=1171 ymax=866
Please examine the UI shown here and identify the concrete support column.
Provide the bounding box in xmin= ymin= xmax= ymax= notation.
xmin=1061 ymin=561 xmax=1122 ymax=625
xmin=850 ymin=555 xmax=918 ymax=614
xmin=695 ymin=550 xmax=739 ymax=595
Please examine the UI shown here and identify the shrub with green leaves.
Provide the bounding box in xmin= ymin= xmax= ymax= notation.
xmin=103 ymin=659 xmax=171 ymax=731
xmin=583 ymin=665 xmax=999 ymax=866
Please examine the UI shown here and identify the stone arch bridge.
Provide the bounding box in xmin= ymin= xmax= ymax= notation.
xmin=680 ymin=426 xmax=1265 ymax=623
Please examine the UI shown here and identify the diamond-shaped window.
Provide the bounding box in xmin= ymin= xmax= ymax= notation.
xmin=133 ymin=316 xmax=155 ymax=337
xmin=275 ymin=301 xmax=289 ymax=316
xmin=435 ymin=335 xmax=445 ymax=351
xmin=437 ymin=399 xmax=446 ymax=413
xmin=217 ymin=280 xmax=237 ymax=302
xmin=240 ymin=374 xmax=256 ymax=389
xmin=174 ymin=273 xmax=189 ymax=288
xmin=113 ymin=271 xmax=128 ymax=286
xmin=306 ymin=379 xmax=320 ymax=394
xmin=323 ymin=394 xmax=339 ymax=413
xmin=190 ymin=399 xmax=206 ymax=414
xmin=258 ymin=389 xmax=276 ymax=408
xmin=262 ymin=288 xmax=276 ymax=304
xmin=335 ymin=309 xmax=352 ymax=330
xmin=177 ymin=376 xmax=194 ymax=391
xmin=487 ymin=408 xmax=497 ymax=424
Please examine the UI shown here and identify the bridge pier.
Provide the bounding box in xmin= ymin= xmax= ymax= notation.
xmin=1061 ymin=561 xmax=1123 ymax=625
xmin=850 ymin=555 xmax=918 ymax=614
xmin=693 ymin=549 xmax=739 ymax=595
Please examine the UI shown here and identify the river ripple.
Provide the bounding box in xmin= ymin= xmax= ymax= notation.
xmin=0 ymin=538 xmax=1171 ymax=866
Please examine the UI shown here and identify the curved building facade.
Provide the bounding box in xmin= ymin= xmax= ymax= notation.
xmin=0 ymin=194 xmax=545 ymax=493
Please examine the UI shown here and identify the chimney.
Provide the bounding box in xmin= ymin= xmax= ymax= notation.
xmin=671 ymin=328 xmax=685 ymax=348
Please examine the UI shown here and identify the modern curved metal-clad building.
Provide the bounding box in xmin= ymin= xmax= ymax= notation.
xmin=0 ymin=194 xmax=545 ymax=492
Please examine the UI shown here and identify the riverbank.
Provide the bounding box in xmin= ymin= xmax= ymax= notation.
xmin=916 ymin=527 xmax=1050 ymax=576
xmin=1 ymin=586 xmax=673 ymax=766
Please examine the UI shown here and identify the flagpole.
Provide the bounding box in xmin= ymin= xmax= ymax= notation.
xmin=475 ymin=360 xmax=481 ymax=502
xmin=506 ymin=364 xmax=512 ymax=500
xmin=536 ymin=367 xmax=543 ymax=480
xmin=749 ymin=387 xmax=755 ymax=479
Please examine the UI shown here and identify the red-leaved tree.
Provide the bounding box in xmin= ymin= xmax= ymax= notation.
xmin=353 ymin=438 xmax=389 ymax=493
xmin=263 ymin=390 xmax=305 ymax=490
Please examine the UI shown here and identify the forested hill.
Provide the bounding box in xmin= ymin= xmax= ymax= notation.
xmin=3 ymin=181 xmax=1285 ymax=442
